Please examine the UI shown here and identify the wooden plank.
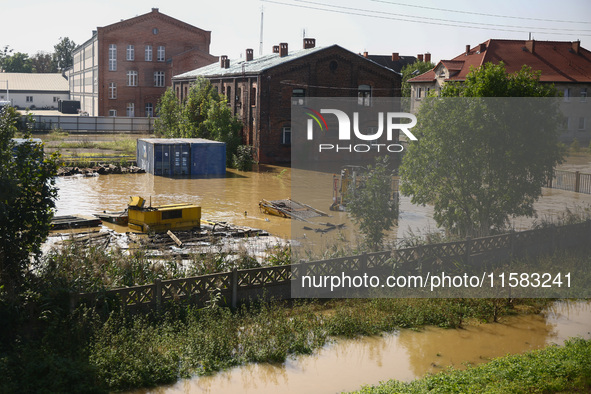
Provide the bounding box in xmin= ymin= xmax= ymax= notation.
xmin=167 ymin=230 xmax=183 ymax=247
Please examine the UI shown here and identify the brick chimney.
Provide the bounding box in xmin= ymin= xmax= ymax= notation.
xmin=246 ymin=49 xmax=254 ymax=61
xmin=465 ymin=44 xmax=470 ymax=55
xmin=525 ymin=40 xmax=535 ymax=54
xmin=363 ymin=51 xmax=368 ymax=58
xmin=391 ymin=52 xmax=399 ymax=61
xmin=152 ymin=8 xmax=159 ymax=13
xmin=273 ymin=45 xmax=280 ymax=54
xmin=417 ymin=54 xmax=424 ymax=62
xmin=424 ymin=53 xmax=431 ymax=63
xmin=304 ymin=38 xmax=316 ymax=49
xmin=479 ymin=43 xmax=486 ymax=53
xmin=279 ymin=43 xmax=288 ymax=57
xmin=220 ymin=55 xmax=227 ymax=68
xmin=572 ymin=40 xmax=580 ymax=54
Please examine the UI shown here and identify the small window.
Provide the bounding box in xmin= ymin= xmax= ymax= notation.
xmin=145 ymin=103 xmax=154 ymax=117
xmin=109 ymin=109 xmax=117 ymax=117
xmin=126 ymin=45 xmax=134 ymax=61
xmin=415 ymin=87 xmax=422 ymax=99
xmin=250 ymin=87 xmax=257 ymax=106
xmin=292 ymin=88 xmax=305 ymax=105
xmin=282 ymin=126 xmax=291 ymax=145
xmin=26 ymin=96 xmax=33 ymax=102
xmin=563 ymin=116 xmax=570 ymax=130
xmin=157 ymin=46 xmax=165 ymax=62
xmin=108 ymin=82 xmax=117 ymax=99
xmin=358 ymin=85 xmax=371 ymax=106
xmin=579 ymin=117 xmax=586 ymax=130
xmin=154 ymin=71 xmax=165 ymax=87
xmin=581 ymin=88 xmax=588 ymax=102
xmin=145 ymin=45 xmax=152 ymax=61
xmin=53 ymin=97 xmax=59 ymax=102
xmin=564 ymin=88 xmax=571 ymax=102
xmin=226 ymin=86 xmax=232 ymax=102
xmin=162 ymin=210 xmax=182 ymax=220
xmin=109 ymin=44 xmax=117 ymax=71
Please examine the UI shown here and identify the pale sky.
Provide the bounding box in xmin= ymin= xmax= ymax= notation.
xmin=3 ymin=0 xmax=591 ymax=65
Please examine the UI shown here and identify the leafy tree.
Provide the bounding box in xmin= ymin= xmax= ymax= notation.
xmin=346 ymin=156 xmax=399 ymax=250
xmin=2 ymin=52 xmax=33 ymax=73
xmin=53 ymin=37 xmax=76 ymax=70
xmin=31 ymin=51 xmax=57 ymax=73
xmin=0 ymin=45 xmax=14 ymax=71
xmin=0 ymin=107 xmax=60 ymax=302
xmin=155 ymin=77 xmax=244 ymax=167
xmin=401 ymin=60 xmax=435 ymax=97
xmin=399 ymin=62 xmax=564 ymax=237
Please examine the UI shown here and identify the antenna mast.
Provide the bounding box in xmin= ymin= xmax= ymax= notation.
xmin=259 ymin=6 xmax=264 ymax=56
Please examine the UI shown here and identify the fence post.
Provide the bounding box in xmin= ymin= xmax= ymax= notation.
xmin=575 ymin=171 xmax=581 ymax=193
xmin=360 ymin=252 xmax=368 ymax=274
xmin=231 ymin=268 xmax=238 ymax=309
xmin=155 ymin=279 xmax=162 ymax=312
xmin=464 ymin=237 xmax=472 ymax=266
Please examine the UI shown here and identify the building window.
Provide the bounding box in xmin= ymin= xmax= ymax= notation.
xmin=53 ymin=97 xmax=59 ymax=102
xmin=157 ymin=46 xmax=165 ymax=62
xmin=127 ymin=70 xmax=138 ymax=86
xmin=282 ymin=127 xmax=291 ymax=145
xmin=108 ymin=82 xmax=117 ymax=99
xmin=579 ymin=117 xmax=586 ymax=130
xmin=292 ymin=88 xmax=305 ymax=105
xmin=226 ymin=86 xmax=232 ymax=102
xmin=146 ymin=103 xmax=154 ymax=117
xmin=358 ymin=85 xmax=371 ymax=106
xmin=564 ymin=88 xmax=571 ymax=102
xmin=127 ymin=103 xmax=135 ymax=117
xmin=145 ymin=45 xmax=152 ymax=61
xmin=109 ymin=109 xmax=117 ymax=117
xmin=415 ymin=87 xmax=423 ymax=99
xmin=109 ymin=44 xmax=117 ymax=71
xmin=581 ymin=88 xmax=588 ymax=102
xmin=126 ymin=45 xmax=134 ymax=61
xmin=154 ymin=71 xmax=165 ymax=87
xmin=251 ymin=87 xmax=257 ymax=106
xmin=26 ymin=96 xmax=33 ymax=102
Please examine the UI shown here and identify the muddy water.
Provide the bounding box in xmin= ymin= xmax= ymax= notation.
xmin=129 ymin=300 xmax=591 ymax=394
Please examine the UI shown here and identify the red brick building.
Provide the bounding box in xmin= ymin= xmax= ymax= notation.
xmin=69 ymin=8 xmax=217 ymax=117
xmin=172 ymin=39 xmax=402 ymax=164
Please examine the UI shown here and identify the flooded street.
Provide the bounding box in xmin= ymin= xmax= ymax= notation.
xmin=129 ymin=300 xmax=591 ymax=394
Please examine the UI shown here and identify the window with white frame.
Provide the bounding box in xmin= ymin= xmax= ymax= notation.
xmin=145 ymin=45 xmax=152 ymax=61
xmin=109 ymin=109 xmax=117 ymax=117
xmin=282 ymin=126 xmax=291 ymax=145
xmin=145 ymin=103 xmax=154 ymax=117
xmin=358 ymin=85 xmax=371 ymax=106
xmin=415 ymin=87 xmax=422 ymax=99
xmin=108 ymin=82 xmax=117 ymax=99
xmin=109 ymin=44 xmax=117 ymax=71
xmin=564 ymin=88 xmax=571 ymax=102
xmin=157 ymin=46 xmax=165 ymax=62
xmin=26 ymin=96 xmax=33 ymax=102
xmin=126 ymin=103 xmax=135 ymax=117
xmin=127 ymin=70 xmax=138 ymax=86
xmin=126 ymin=45 xmax=134 ymax=61
xmin=154 ymin=71 xmax=165 ymax=87
xmin=581 ymin=88 xmax=588 ymax=102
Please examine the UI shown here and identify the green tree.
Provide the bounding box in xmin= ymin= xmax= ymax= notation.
xmin=2 ymin=52 xmax=33 ymax=73
xmin=400 ymin=63 xmax=564 ymax=237
xmin=155 ymin=77 xmax=245 ymax=167
xmin=0 ymin=45 xmax=14 ymax=71
xmin=346 ymin=156 xmax=399 ymax=250
xmin=31 ymin=51 xmax=57 ymax=73
xmin=0 ymin=107 xmax=60 ymax=302
xmin=52 ymin=37 xmax=76 ymax=70
xmin=401 ymin=60 xmax=435 ymax=97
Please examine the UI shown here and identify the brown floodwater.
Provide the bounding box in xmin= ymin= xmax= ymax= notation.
xmin=127 ymin=300 xmax=591 ymax=394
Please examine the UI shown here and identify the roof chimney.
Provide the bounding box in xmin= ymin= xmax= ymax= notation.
xmin=417 ymin=54 xmax=424 ymax=62
xmin=525 ymin=40 xmax=535 ymax=54
xmin=246 ymin=49 xmax=254 ymax=61
xmin=424 ymin=53 xmax=431 ymax=63
xmin=304 ymin=38 xmax=316 ymax=49
xmin=152 ymin=8 xmax=159 ymax=13
xmin=279 ymin=42 xmax=288 ymax=57
xmin=391 ymin=52 xmax=399 ymax=61
xmin=572 ymin=40 xmax=580 ymax=54
xmin=273 ymin=45 xmax=280 ymax=54
xmin=465 ymin=44 xmax=470 ymax=55
xmin=363 ymin=51 xmax=368 ymax=58
xmin=478 ymin=43 xmax=486 ymax=53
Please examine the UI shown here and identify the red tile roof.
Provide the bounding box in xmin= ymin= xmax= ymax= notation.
xmin=408 ymin=39 xmax=591 ymax=83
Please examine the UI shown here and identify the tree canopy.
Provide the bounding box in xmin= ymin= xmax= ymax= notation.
xmin=0 ymin=108 xmax=60 ymax=301
xmin=399 ymin=62 xmax=564 ymax=237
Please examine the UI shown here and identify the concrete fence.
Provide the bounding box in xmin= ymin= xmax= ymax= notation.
xmin=23 ymin=115 xmax=155 ymax=134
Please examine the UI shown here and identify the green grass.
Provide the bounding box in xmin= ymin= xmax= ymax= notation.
xmin=351 ymin=337 xmax=591 ymax=394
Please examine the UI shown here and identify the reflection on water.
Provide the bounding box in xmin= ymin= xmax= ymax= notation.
xmin=130 ymin=301 xmax=591 ymax=394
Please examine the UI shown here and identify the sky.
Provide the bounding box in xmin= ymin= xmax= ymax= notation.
xmin=2 ymin=0 xmax=591 ymax=65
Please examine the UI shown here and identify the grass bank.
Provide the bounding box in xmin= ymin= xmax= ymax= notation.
xmin=351 ymin=337 xmax=591 ymax=393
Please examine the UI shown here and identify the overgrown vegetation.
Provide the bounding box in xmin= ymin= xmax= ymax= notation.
xmin=352 ymin=337 xmax=591 ymax=394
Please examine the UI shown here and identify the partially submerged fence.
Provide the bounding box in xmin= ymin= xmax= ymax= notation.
xmin=24 ymin=115 xmax=155 ymax=134
xmin=72 ymin=220 xmax=591 ymax=312
xmin=549 ymin=170 xmax=591 ymax=194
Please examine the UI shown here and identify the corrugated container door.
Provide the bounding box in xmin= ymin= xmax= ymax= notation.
xmin=154 ymin=143 xmax=163 ymax=175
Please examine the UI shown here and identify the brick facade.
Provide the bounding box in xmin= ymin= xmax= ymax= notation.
xmin=71 ymin=8 xmax=217 ymax=117
xmin=173 ymin=41 xmax=402 ymax=164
